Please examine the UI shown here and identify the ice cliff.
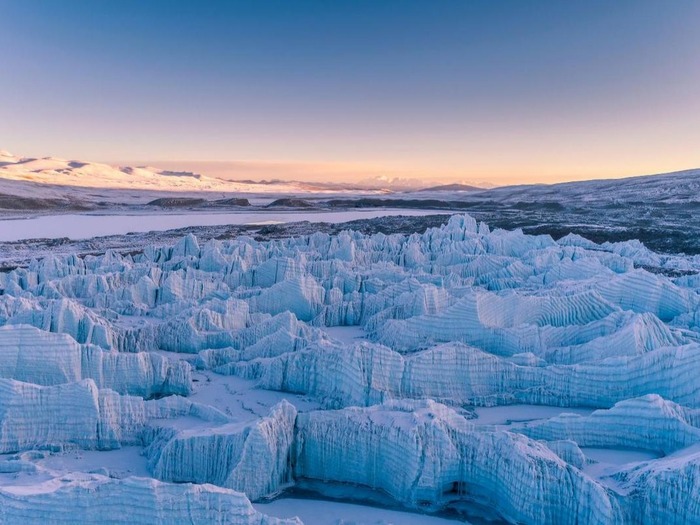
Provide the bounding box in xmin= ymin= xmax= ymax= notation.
xmin=0 ymin=474 xmax=300 ymax=524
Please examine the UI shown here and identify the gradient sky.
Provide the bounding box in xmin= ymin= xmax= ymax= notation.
xmin=2 ymin=0 xmax=699 ymax=184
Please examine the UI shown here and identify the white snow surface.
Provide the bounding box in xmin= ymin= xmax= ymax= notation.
xmin=254 ymin=497 xmax=465 ymax=525
xmin=0 ymin=213 xmax=700 ymax=523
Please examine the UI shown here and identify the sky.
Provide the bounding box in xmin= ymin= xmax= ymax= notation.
xmin=1 ymin=0 xmax=699 ymax=185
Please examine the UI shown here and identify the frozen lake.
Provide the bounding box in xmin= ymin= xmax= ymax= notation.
xmin=0 ymin=209 xmax=441 ymax=242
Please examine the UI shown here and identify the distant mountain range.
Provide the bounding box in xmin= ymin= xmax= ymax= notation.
xmin=0 ymin=150 xmax=492 ymax=205
xmin=415 ymin=183 xmax=484 ymax=192
xmin=0 ymin=150 xmax=336 ymax=196
xmin=1 ymin=149 xmax=699 ymax=217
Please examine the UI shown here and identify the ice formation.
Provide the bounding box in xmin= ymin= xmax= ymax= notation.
xmin=0 ymin=325 xmax=191 ymax=397
xmin=0 ymin=474 xmax=300 ymax=524
xmin=295 ymin=400 xmax=616 ymax=523
xmin=147 ymin=400 xmax=296 ymax=500
xmin=1 ymin=213 xmax=699 ymax=524
xmin=0 ymin=378 xmax=227 ymax=453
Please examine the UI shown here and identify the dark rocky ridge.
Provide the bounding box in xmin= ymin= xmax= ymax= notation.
xmin=266 ymin=198 xmax=314 ymax=208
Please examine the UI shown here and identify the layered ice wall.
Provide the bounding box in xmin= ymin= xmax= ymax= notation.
xmin=148 ymin=400 xmax=297 ymax=500
xmin=1 ymin=213 xmax=700 ymax=524
xmin=233 ymin=339 xmax=700 ymax=409
xmin=0 ymin=378 xmax=227 ymax=453
xmin=0 ymin=325 xmax=191 ymax=397
xmin=0 ymin=474 xmax=301 ymax=524
xmin=295 ymin=400 xmax=616 ymax=524
xmin=520 ymin=395 xmax=700 ymax=455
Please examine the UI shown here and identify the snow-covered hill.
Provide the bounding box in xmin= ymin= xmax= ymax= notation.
xmin=3 ymin=148 xmax=697 ymax=219
xmin=457 ymin=168 xmax=700 ymax=206
xmin=0 ymin=149 xmax=506 ymax=212
xmin=0 ymin=152 xmax=344 ymax=200
xmin=324 ymin=168 xmax=700 ymax=255
xmin=0 ymin=150 xmax=491 ymax=210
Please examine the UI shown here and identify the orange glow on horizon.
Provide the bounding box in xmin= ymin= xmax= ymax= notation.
xmin=124 ymin=157 xmax=699 ymax=188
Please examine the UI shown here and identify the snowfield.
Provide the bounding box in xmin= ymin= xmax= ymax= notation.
xmin=1 ymin=213 xmax=700 ymax=523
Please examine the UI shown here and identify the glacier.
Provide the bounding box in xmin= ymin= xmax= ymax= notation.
xmin=0 ymin=213 xmax=699 ymax=524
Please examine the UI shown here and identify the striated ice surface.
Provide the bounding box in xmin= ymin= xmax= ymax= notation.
xmin=0 ymin=324 xmax=191 ymax=397
xmin=1 ymin=213 xmax=700 ymax=523
xmin=0 ymin=377 xmax=228 ymax=453
xmin=233 ymin=339 xmax=700 ymax=409
xmin=520 ymin=394 xmax=700 ymax=455
xmin=614 ymin=449 xmax=700 ymax=524
xmin=295 ymin=400 xmax=617 ymax=524
xmin=0 ymin=473 xmax=300 ymax=524
xmin=147 ymin=400 xmax=296 ymax=500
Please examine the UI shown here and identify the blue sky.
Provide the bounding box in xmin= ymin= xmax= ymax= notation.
xmin=1 ymin=1 xmax=699 ymax=183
